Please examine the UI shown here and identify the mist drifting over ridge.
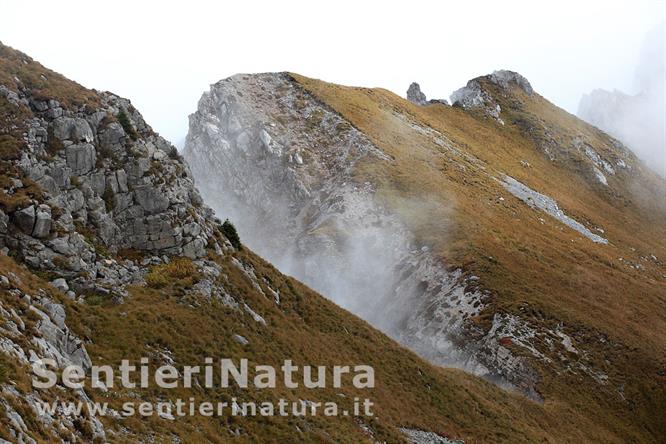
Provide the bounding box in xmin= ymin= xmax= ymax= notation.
xmin=182 ymin=73 xmax=526 ymax=393
xmin=181 ymin=72 xmax=435 ymax=333
xmin=578 ymin=23 xmax=666 ymax=176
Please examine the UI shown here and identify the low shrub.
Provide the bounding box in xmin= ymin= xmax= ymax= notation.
xmin=117 ymin=109 xmax=138 ymax=141
xmin=146 ymin=257 xmax=201 ymax=289
xmin=102 ymin=187 xmax=115 ymax=212
xmin=145 ymin=271 xmax=169 ymax=289
xmin=45 ymin=125 xmax=64 ymax=155
xmin=221 ymin=219 xmax=242 ymax=250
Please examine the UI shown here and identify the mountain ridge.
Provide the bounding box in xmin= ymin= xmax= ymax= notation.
xmin=185 ymin=69 xmax=666 ymax=442
xmin=0 ymin=41 xmax=663 ymax=442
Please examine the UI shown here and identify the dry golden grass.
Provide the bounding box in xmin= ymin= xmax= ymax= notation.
xmin=0 ymin=249 xmax=646 ymax=442
xmin=64 ymin=250 xmax=645 ymax=443
xmin=0 ymin=42 xmax=99 ymax=108
xmin=290 ymin=73 xmax=666 ymax=442
xmin=145 ymin=257 xmax=202 ymax=289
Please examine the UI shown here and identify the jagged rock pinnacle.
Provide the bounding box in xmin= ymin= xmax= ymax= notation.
xmin=406 ymin=82 xmax=427 ymax=105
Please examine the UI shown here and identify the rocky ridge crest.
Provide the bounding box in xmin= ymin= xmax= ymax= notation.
xmin=184 ymin=72 xmax=543 ymax=399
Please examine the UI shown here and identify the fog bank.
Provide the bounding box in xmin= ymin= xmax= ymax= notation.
xmin=578 ymin=24 xmax=666 ymax=176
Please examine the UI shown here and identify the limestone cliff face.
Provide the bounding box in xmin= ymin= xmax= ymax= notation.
xmin=184 ymin=73 xmax=540 ymax=398
xmin=0 ymin=68 xmax=224 ymax=300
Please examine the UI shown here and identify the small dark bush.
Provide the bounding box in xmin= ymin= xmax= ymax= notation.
xmin=221 ymin=219 xmax=242 ymax=250
xmin=168 ymin=146 xmax=182 ymax=161
xmin=117 ymin=109 xmax=138 ymax=141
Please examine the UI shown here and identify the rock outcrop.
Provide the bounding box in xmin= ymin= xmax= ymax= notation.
xmin=488 ymin=70 xmax=533 ymax=95
xmin=0 ymin=42 xmax=235 ymax=442
xmin=0 ymin=268 xmax=104 ymax=443
xmin=407 ymin=82 xmax=449 ymax=106
xmin=450 ymin=70 xmax=533 ymax=124
xmin=407 ymin=82 xmax=427 ymax=105
xmin=0 ymin=76 xmax=226 ymax=300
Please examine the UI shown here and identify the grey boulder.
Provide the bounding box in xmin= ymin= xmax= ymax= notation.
xmin=50 ymin=278 xmax=69 ymax=292
xmin=32 ymin=205 xmax=52 ymax=238
xmin=50 ymin=117 xmax=94 ymax=143
xmin=14 ymin=205 xmax=36 ymax=234
xmin=66 ymin=143 xmax=97 ymax=175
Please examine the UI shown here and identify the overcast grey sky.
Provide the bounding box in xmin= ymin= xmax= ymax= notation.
xmin=2 ymin=1 xmax=665 ymax=146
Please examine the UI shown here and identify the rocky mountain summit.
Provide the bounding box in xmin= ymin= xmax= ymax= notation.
xmin=184 ymin=73 xmax=541 ymax=398
xmin=185 ymin=70 xmax=666 ymax=442
xmin=450 ymin=70 xmax=533 ymax=124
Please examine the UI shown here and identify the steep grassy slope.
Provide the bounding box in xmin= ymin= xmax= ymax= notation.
xmin=288 ymin=73 xmax=666 ymax=441
xmin=0 ymin=250 xmax=640 ymax=443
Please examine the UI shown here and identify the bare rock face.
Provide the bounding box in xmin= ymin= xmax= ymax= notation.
xmin=0 ymin=270 xmax=104 ymax=442
xmin=407 ymin=82 xmax=449 ymax=106
xmin=0 ymin=73 xmax=226 ymax=299
xmin=0 ymin=45 xmax=242 ymax=441
xmin=14 ymin=206 xmax=36 ymax=235
xmin=451 ymin=78 xmax=503 ymax=122
xmin=32 ymin=205 xmax=52 ymax=238
xmin=184 ymin=73 xmax=540 ymax=397
xmin=489 ymin=70 xmax=533 ymax=95
xmin=65 ymin=143 xmax=96 ymax=175
xmin=407 ymin=82 xmax=427 ymax=105
xmin=450 ymin=70 xmax=533 ymax=124
xmin=49 ymin=117 xmax=94 ymax=144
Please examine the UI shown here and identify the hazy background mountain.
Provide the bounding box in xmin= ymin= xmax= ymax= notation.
xmin=578 ymin=23 xmax=665 ymax=176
